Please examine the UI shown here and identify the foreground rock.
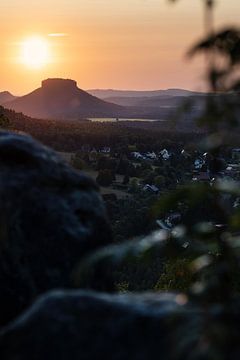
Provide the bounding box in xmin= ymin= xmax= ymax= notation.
xmin=0 ymin=132 xmax=112 ymax=325
xmin=0 ymin=290 xmax=189 ymax=360
xmin=2 ymin=290 xmax=240 ymax=360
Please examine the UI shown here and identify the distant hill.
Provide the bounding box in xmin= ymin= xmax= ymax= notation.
xmin=103 ymin=95 xmax=208 ymax=108
xmin=0 ymin=91 xmax=17 ymax=105
xmin=4 ymin=79 xmax=125 ymax=120
xmin=87 ymin=88 xmax=204 ymax=99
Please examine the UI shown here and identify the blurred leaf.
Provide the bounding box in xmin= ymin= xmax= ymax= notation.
xmin=215 ymin=179 xmax=240 ymax=196
xmin=199 ymin=133 xmax=224 ymax=151
xmin=152 ymin=183 xmax=217 ymax=218
xmin=188 ymin=28 xmax=240 ymax=66
xmin=192 ymin=255 xmax=213 ymax=272
xmin=230 ymin=212 xmax=240 ymax=229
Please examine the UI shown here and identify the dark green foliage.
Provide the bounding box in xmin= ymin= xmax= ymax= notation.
xmin=107 ymin=194 xmax=157 ymax=241
xmin=71 ymin=156 xmax=86 ymax=170
xmin=155 ymin=258 xmax=193 ymax=292
xmin=122 ymin=174 xmax=129 ymax=185
xmin=0 ymin=108 xmax=10 ymax=129
xmin=96 ymin=169 xmax=115 ymax=186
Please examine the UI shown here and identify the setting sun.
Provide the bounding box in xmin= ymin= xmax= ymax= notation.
xmin=20 ymin=36 xmax=50 ymax=69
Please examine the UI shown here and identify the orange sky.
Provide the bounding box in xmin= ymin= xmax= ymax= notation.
xmin=0 ymin=0 xmax=239 ymax=95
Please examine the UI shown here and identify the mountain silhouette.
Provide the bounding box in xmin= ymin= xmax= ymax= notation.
xmin=0 ymin=91 xmax=17 ymax=105
xmin=87 ymin=88 xmax=204 ymax=99
xmin=4 ymin=79 xmax=124 ymax=120
xmin=102 ymin=94 xmax=208 ymax=107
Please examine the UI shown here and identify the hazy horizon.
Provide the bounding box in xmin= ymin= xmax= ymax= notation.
xmin=0 ymin=81 xmax=206 ymax=97
xmin=1 ymin=0 xmax=239 ymax=94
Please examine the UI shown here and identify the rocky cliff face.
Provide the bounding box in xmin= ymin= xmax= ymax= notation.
xmin=0 ymin=132 xmax=112 ymax=325
xmin=41 ymin=78 xmax=77 ymax=91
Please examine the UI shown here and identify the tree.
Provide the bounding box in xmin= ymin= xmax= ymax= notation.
xmin=96 ymin=169 xmax=114 ymax=187
xmin=153 ymin=175 xmax=165 ymax=188
xmin=122 ymin=174 xmax=130 ymax=185
xmin=0 ymin=113 xmax=10 ymax=129
xmin=71 ymin=156 xmax=86 ymax=171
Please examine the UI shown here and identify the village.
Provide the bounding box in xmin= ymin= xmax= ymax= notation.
xmin=62 ymin=145 xmax=240 ymax=195
xmin=58 ymin=144 xmax=240 ymax=240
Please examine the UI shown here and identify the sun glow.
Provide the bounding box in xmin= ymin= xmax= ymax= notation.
xmin=21 ymin=36 xmax=50 ymax=69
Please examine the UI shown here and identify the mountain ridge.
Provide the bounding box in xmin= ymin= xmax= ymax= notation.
xmin=87 ymin=88 xmax=205 ymax=99
xmin=0 ymin=91 xmax=17 ymax=105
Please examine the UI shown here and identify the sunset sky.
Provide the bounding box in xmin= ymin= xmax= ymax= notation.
xmin=0 ymin=0 xmax=239 ymax=95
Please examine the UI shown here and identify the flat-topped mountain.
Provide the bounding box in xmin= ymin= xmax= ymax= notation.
xmin=0 ymin=91 xmax=17 ymax=105
xmin=4 ymin=79 xmax=124 ymax=120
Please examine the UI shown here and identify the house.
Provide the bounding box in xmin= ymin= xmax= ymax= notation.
xmin=166 ymin=212 xmax=182 ymax=227
xmin=160 ymin=149 xmax=170 ymax=160
xmin=181 ymin=149 xmax=191 ymax=159
xmin=101 ymin=147 xmax=111 ymax=154
xmin=146 ymin=152 xmax=157 ymax=160
xmin=225 ymin=164 xmax=240 ymax=178
xmin=132 ymin=152 xmax=145 ymax=160
xmin=143 ymin=184 xmax=159 ymax=194
xmin=156 ymin=219 xmax=172 ymax=231
xmin=89 ymin=148 xmax=98 ymax=162
xmin=232 ymin=149 xmax=240 ymax=161
xmin=81 ymin=144 xmax=91 ymax=152
xmin=192 ymin=171 xmax=211 ymax=182
xmin=194 ymin=158 xmax=205 ymax=170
